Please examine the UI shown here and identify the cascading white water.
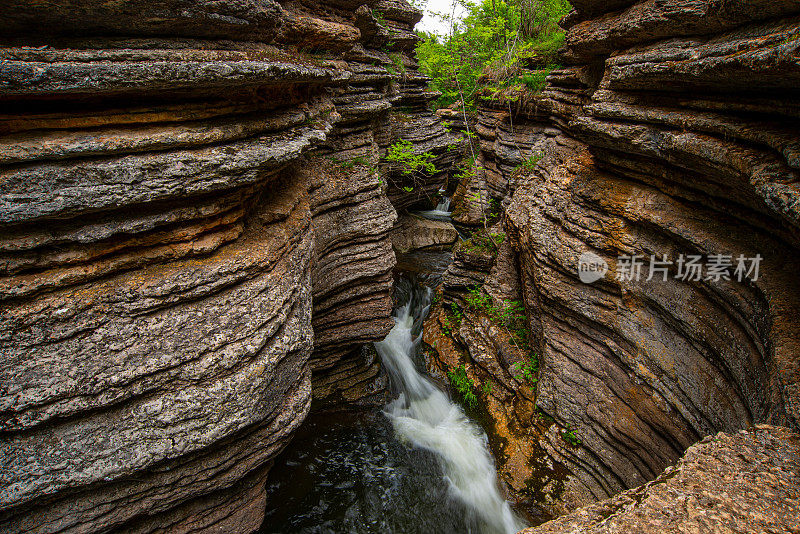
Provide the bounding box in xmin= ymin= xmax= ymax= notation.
xmin=435 ymin=196 xmax=452 ymax=212
xmin=374 ymin=284 xmax=525 ymax=534
xmin=417 ymin=196 xmax=452 ymax=218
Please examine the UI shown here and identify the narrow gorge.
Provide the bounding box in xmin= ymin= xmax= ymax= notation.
xmin=0 ymin=0 xmax=798 ymax=533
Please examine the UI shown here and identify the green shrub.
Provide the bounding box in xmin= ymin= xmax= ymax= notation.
xmin=512 ymin=355 xmax=539 ymax=385
xmin=415 ymin=0 xmax=571 ymax=110
xmin=463 ymin=287 xmax=526 ymax=330
xmin=519 ymin=67 xmax=555 ymax=92
xmin=460 ymin=229 xmax=505 ymax=255
xmin=385 ymin=139 xmax=438 ymax=176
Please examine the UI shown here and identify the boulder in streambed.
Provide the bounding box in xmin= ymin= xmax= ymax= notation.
xmin=391 ymin=214 xmax=459 ymax=253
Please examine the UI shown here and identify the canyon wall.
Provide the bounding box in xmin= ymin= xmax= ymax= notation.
xmin=427 ymin=0 xmax=800 ymax=519
xmin=0 ymin=0 xmax=459 ymax=531
xmin=523 ymin=424 xmax=800 ymax=533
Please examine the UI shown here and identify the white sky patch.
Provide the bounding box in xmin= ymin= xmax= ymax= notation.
xmin=415 ymin=0 xmax=467 ymax=37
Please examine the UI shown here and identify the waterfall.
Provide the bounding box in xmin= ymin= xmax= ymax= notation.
xmin=435 ymin=196 xmax=451 ymax=212
xmin=374 ymin=281 xmax=525 ymax=534
xmin=417 ymin=196 xmax=452 ymax=219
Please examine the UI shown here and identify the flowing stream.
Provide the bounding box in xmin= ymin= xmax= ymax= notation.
xmin=376 ymin=279 xmax=525 ymax=534
xmin=415 ymin=195 xmax=452 ymax=219
xmin=261 ymin=275 xmax=524 ymax=533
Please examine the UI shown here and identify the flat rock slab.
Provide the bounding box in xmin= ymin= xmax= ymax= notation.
xmin=391 ymin=214 xmax=458 ymax=253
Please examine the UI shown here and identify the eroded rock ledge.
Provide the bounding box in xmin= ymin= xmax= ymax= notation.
xmin=522 ymin=425 xmax=800 ymax=534
xmin=0 ymin=0 xmax=460 ymax=531
xmin=427 ymin=0 xmax=800 ymax=522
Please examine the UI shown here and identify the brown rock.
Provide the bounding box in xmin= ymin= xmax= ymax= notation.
xmin=0 ymin=0 xmax=439 ymax=531
xmin=442 ymin=0 xmax=800 ymax=520
xmin=391 ymin=214 xmax=458 ymax=253
xmin=521 ymin=425 xmax=800 ymax=534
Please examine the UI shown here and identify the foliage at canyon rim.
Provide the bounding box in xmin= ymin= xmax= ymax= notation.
xmin=415 ymin=0 xmax=571 ymax=109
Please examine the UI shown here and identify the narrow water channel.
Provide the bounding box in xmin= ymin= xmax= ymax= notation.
xmin=262 ymin=204 xmax=523 ymax=533
xmin=377 ymin=279 xmax=524 ymax=534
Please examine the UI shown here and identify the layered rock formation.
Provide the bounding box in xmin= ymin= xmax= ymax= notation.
xmin=0 ymin=0 xmax=459 ymax=531
xmin=428 ymin=0 xmax=800 ymax=520
xmin=391 ymin=214 xmax=458 ymax=253
xmin=522 ymin=424 xmax=800 ymax=534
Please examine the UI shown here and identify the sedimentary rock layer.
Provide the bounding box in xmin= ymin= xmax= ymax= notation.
xmin=391 ymin=214 xmax=458 ymax=253
xmin=436 ymin=0 xmax=800 ymax=516
xmin=522 ymin=425 xmax=800 ymax=534
xmin=0 ymin=0 xmax=450 ymax=531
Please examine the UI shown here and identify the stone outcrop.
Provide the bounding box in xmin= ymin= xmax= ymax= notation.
xmin=391 ymin=214 xmax=458 ymax=253
xmin=0 ymin=0 xmax=458 ymax=531
xmin=522 ymin=425 xmax=800 ymax=534
xmin=429 ymin=0 xmax=800 ymax=521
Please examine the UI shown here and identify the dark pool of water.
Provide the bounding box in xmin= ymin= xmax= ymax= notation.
xmin=260 ymin=409 xmax=494 ymax=534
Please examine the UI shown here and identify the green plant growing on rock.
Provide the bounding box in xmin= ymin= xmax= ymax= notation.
xmin=389 ymin=53 xmax=407 ymax=79
xmin=465 ymin=285 xmax=493 ymax=311
xmin=450 ymin=302 xmax=464 ymax=324
xmin=561 ymin=423 xmax=582 ymax=447
xmin=386 ymin=140 xmax=437 ymax=176
xmin=440 ymin=301 xmax=463 ymax=337
xmin=512 ymin=152 xmax=544 ymax=177
xmin=533 ymin=409 xmax=554 ymax=425
xmin=500 ymin=299 xmax=525 ymax=325
xmin=441 ymin=314 xmax=454 ymax=337
xmin=464 ymin=287 xmax=526 ymax=328
xmin=512 ymin=354 xmax=539 ymax=385
xmin=519 ymin=67 xmax=556 ymax=92
xmin=384 ymin=139 xmax=439 ymax=200
xmin=371 ymin=9 xmax=387 ymax=27
xmin=329 ymin=155 xmax=370 ymax=169
xmin=520 ymin=152 xmax=544 ymax=170
xmin=488 ymin=198 xmax=501 ymax=219
xmin=460 ymin=229 xmax=505 ymax=256
xmin=462 ymin=285 xmax=540 ymax=389
xmin=454 ymin=157 xmax=477 ymax=182
xmin=448 ymin=364 xmax=478 ymax=408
